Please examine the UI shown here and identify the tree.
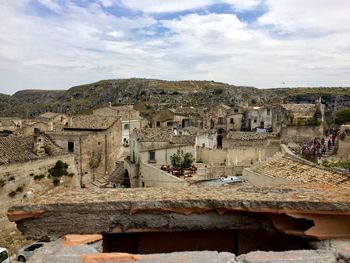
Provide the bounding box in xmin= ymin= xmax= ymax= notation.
xmin=170 ymin=150 xmax=194 ymax=175
xmin=335 ymin=108 xmax=350 ymax=126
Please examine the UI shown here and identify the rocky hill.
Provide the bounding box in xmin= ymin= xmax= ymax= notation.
xmin=1 ymin=78 xmax=350 ymax=118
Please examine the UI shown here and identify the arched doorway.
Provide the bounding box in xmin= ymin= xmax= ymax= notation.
xmin=123 ymin=169 xmax=131 ymax=188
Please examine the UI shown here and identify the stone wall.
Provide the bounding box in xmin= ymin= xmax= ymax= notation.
xmin=281 ymin=124 xmax=324 ymax=143
xmin=139 ymin=162 xmax=187 ymax=188
xmin=0 ymin=155 xmax=79 ymax=205
xmin=338 ymin=137 xmax=350 ymax=159
xmin=139 ymin=145 xmax=195 ymax=164
xmin=197 ymin=145 xmax=281 ymax=166
xmin=0 ymin=154 xmax=79 ymax=255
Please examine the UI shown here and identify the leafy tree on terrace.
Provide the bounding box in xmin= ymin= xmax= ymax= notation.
xmin=170 ymin=150 xmax=194 ymax=175
xmin=335 ymin=108 xmax=350 ymax=126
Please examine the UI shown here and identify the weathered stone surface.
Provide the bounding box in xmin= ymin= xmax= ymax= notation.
xmin=28 ymin=240 xmax=239 ymax=263
xmin=238 ymin=250 xmax=337 ymax=263
xmin=7 ymin=185 xmax=350 ymax=239
xmin=309 ymin=240 xmax=350 ymax=262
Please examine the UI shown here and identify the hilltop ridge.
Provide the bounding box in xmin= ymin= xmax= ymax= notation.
xmin=1 ymin=78 xmax=349 ymax=118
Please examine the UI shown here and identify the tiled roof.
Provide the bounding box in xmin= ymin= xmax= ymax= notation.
xmin=65 ymin=115 xmax=118 ymax=130
xmin=226 ymin=131 xmax=268 ymax=140
xmin=171 ymin=135 xmax=196 ymax=145
xmin=182 ymin=127 xmax=216 ymax=136
xmin=0 ymin=135 xmax=66 ymax=165
xmin=134 ymin=128 xmax=175 ymax=141
xmin=251 ymin=155 xmax=350 ymax=190
xmin=134 ymin=128 xmax=195 ymax=145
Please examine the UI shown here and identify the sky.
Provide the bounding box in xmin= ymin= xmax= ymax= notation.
xmin=1 ymin=0 xmax=350 ymax=95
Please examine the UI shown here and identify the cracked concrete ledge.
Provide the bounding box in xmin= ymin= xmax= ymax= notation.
xmin=7 ymin=185 xmax=350 ymax=240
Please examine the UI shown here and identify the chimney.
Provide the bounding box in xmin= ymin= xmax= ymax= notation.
xmin=33 ymin=128 xmax=45 ymax=156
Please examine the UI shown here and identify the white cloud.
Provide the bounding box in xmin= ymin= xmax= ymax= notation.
xmin=258 ymin=0 xmax=350 ymax=34
xmin=0 ymin=0 xmax=350 ymax=94
xmin=119 ymin=0 xmax=262 ymax=13
xmin=37 ymin=0 xmax=62 ymax=12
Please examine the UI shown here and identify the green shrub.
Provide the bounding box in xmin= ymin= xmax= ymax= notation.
xmin=53 ymin=178 xmax=60 ymax=186
xmin=0 ymin=179 xmax=5 ymax=188
xmin=16 ymin=186 xmax=24 ymax=193
xmin=8 ymin=191 xmax=17 ymax=197
xmin=7 ymin=176 xmax=15 ymax=181
xmin=49 ymin=160 xmax=69 ymax=177
xmin=335 ymin=108 xmax=350 ymax=126
xmin=322 ymin=160 xmax=350 ymax=170
xmin=33 ymin=174 xmax=45 ymax=181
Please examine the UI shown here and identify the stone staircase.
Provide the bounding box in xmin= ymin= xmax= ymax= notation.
xmin=90 ymin=175 xmax=109 ymax=188
xmin=109 ymin=161 xmax=125 ymax=185
xmin=90 ymin=161 xmax=125 ymax=188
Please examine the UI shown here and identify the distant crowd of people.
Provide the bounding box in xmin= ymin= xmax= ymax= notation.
xmin=301 ymin=128 xmax=338 ymax=159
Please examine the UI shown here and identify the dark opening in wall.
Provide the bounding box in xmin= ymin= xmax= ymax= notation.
xmin=102 ymin=228 xmax=311 ymax=255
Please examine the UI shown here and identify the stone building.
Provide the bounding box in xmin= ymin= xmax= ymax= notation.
xmin=275 ymin=101 xmax=325 ymax=142
xmin=194 ymin=131 xmax=282 ymax=167
xmin=125 ymin=128 xmax=195 ymax=187
xmin=49 ymin=115 xmax=122 ymax=185
xmin=151 ymin=107 xmax=203 ymax=131
xmin=203 ymin=104 xmax=233 ymax=148
xmin=93 ymin=105 xmax=143 ymax=147
xmin=36 ymin=112 xmax=68 ymax=131
xmin=242 ymin=106 xmax=273 ymax=131
xmin=226 ymin=106 xmax=244 ymax=132
xmin=19 ymin=120 xmax=51 ymax=136
xmin=0 ymin=117 xmax=22 ymax=133
xmin=338 ymin=124 xmax=350 ymax=159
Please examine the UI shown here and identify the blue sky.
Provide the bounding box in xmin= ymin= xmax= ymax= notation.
xmin=1 ymin=0 xmax=350 ymax=94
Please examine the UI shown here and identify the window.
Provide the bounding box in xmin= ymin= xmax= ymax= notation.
xmin=254 ymin=119 xmax=257 ymax=123
xmin=149 ymin=151 xmax=156 ymax=162
xmin=25 ymin=244 xmax=43 ymax=252
xmin=267 ymin=108 xmax=271 ymax=115
xmin=156 ymin=121 xmax=160 ymax=127
xmin=202 ymin=143 xmax=205 ymax=148
xmin=0 ymin=250 xmax=9 ymax=262
xmin=68 ymin=141 xmax=74 ymax=153
xmin=234 ymin=108 xmax=239 ymax=113
xmin=218 ymin=117 xmax=224 ymax=124
xmin=124 ymin=124 xmax=129 ymax=130
xmin=230 ymin=118 xmax=234 ymax=124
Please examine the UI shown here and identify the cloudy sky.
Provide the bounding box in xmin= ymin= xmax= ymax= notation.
xmin=1 ymin=0 xmax=350 ymax=94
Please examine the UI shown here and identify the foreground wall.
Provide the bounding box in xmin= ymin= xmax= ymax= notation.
xmin=0 ymin=154 xmax=79 ymax=210
xmin=139 ymin=162 xmax=187 ymax=188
